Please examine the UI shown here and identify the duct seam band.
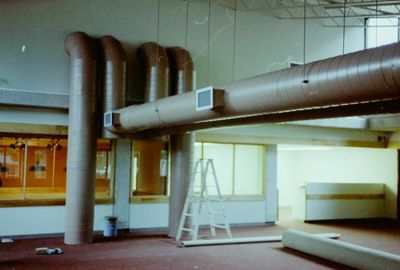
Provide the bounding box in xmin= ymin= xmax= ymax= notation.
xmin=154 ymin=101 xmax=165 ymax=125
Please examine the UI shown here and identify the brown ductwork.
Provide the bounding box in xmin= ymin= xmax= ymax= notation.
xmin=166 ymin=47 xmax=194 ymax=238
xmin=99 ymin=36 xmax=127 ymax=138
xmin=137 ymin=42 xmax=169 ymax=102
xmin=146 ymin=99 xmax=400 ymax=135
xmin=167 ymin=47 xmax=194 ymax=95
xmin=64 ymin=32 xmax=98 ymax=245
xmin=107 ymin=42 xmax=400 ymax=134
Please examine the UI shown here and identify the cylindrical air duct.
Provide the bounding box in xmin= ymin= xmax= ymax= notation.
xmin=168 ymin=133 xmax=195 ymax=238
xmin=150 ymin=99 xmax=400 ymax=135
xmin=107 ymin=42 xmax=400 ymax=134
xmin=167 ymin=47 xmax=194 ymax=96
xmin=64 ymin=32 xmax=98 ymax=245
xmin=137 ymin=42 xmax=169 ymax=102
xmin=99 ymin=35 xmax=127 ymax=138
xmin=167 ymin=47 xmax=195 ymax=238
xmin=282 ymin=229 xmax=400 ymax=270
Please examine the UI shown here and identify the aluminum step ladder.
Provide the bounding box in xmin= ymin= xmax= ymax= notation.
xmin=176 ymin=159 xmax=232 ymax=241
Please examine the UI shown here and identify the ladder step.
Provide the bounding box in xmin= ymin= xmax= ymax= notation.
xmin=176 ymin=159 xmax=232 ymax=241
xmin=181 ymin=228 xmax=195 ymax=232
xmin=211 ymin=224 xmax=228 ymax=229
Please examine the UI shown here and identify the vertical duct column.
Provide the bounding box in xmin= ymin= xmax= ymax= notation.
xmin=135 ymin=42 xmax=170 ymax=193
xmin=99 ymin=36 xmax=127 ymax=138
xmin=64 ymin=32 xmax=98 ymax=245
xmin=137 ymin=42 xmax=169 ymax=102
xmin=167 ymin=47 xmax=195 ymax=237
xmin=169 ymin=133 xmax=194 ymax=237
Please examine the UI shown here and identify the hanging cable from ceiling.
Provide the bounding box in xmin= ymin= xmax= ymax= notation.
xmin=232 ymin=0 xmax=238 ymax=81
xmin=185 ymin=0 xmax=190 ymax=50
xmin=207 ymin=0 xmax=211 ymax=85
xmin=156 ymin=0 xmax=160 ymax=81
xmin=375 ymin=0 xmax=378 ymax=47
xmin=184 ymin=0 xmax=190 ymax=86
xmin=302 ymin=0 xmax=309 ymax=84
xmin=342 ymin=0 xmax=347 ymax=55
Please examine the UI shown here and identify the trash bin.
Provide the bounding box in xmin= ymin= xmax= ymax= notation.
xmin=104 ymin=216 xmax=118 ymax=237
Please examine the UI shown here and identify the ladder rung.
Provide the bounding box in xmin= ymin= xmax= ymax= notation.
xmin=181 ymin=228 xmax=195 ymax=232
xmin=177 ymin=159 xmax=231 ymax=241
xmin=211 ymin=224 xmax=228 ymax=229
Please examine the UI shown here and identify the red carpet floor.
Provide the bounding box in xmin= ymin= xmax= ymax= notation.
xmin=1 ymin=219 xmax=399 ymax=270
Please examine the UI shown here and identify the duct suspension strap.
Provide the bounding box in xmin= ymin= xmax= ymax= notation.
xmin=176 ymin=159 xmax=232 ymax=241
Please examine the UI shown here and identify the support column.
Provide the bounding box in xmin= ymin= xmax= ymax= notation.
xmin=265 ymin=144 xmax=278 ymax=223
xmin=113 ymin=138 xmax=132 ymax=230
xmin=168 ymin=133 xmax=194 ymax=238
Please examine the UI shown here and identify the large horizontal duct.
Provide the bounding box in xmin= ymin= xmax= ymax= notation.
xmin=144 ymin=99 xmax=400 ymax=135
xmin=106 ymin=42 xmax=400 ymax=134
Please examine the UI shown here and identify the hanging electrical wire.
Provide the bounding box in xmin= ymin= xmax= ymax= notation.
xmin=375 ymin=0 xmax=378 ymax=47
xmin=185 ymin=0 xmax=190 ymax=50
xmin=156 ymin=0 xmax=160 ymax=80
xmin=184 ymin=0 xmax=190 ymax=87
xmin=302 ymin=0 xmax=308 ymax=84
xmin=232 ymin=0 xmax=237 ymax=81
xmin=207 ymin=0 xmax=211 ymax=85
xmin=342 ymin=0 xmax=346 ymax=54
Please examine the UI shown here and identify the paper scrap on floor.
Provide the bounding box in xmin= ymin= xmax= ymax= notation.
xmin=1 ymin=238 xmax=14 ymax=243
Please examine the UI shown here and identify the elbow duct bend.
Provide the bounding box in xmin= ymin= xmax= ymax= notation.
xmin=99 ymin=35 xmax=127 ymax=138
xmin=109 ymin=42 xmax=400 ymax=134
xmin=64 ymin=32 xmax=98 ymax=245
xmin=137 ymin=42 xmax=169 ymax=102
xmin=167 ymin=47 xmax=194 ymax=95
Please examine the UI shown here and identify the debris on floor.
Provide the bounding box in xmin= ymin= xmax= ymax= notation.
xmin=1 ymin=238 xmax=14 ymax=243
xmin=36 ymin=247 xmax=64 ymax=255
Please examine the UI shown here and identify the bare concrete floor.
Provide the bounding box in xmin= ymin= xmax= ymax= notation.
xmin=1 ymin=217 xmax=399 ymax=270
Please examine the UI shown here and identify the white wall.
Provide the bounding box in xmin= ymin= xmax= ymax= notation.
xmin=0 ymin=0 xmax=363 ymax=105
xmin=0 ymin=205 xmax=112 ymax=237
xmin=277 ymin=145 xmax=397 ymax=218
xmin=305 ymin=183 xmax=385 ymax=220
xmin=129 ymin=200 xmax=266 ymax=230
xmin=0 ymin=200 xmax=266 ymax=236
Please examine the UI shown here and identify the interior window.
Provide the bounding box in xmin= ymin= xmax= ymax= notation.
xmin=195 ymin=142 xmax=265 ymax=197
xmin=96 ymin=140 xmax=113 ymax=198
xmin=234 ymin=144 xmax=264 ymax=195
xmin=131 ymin=138 xmax=169 ymax=196
xmin=0 ymin=137 xmax=113 ymax=203
xmin=0 ymin=138 xmax=25 ymax=199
